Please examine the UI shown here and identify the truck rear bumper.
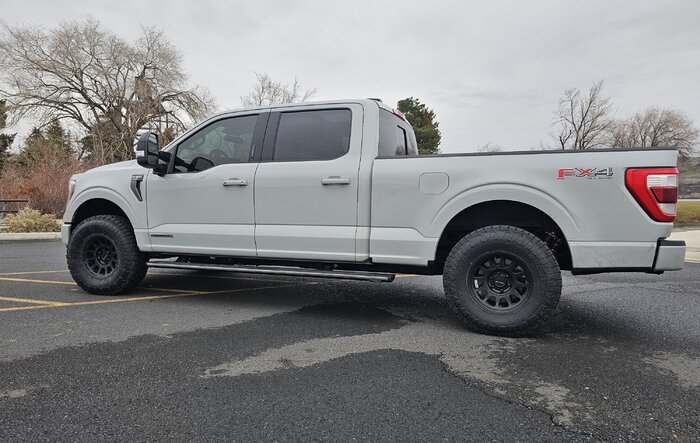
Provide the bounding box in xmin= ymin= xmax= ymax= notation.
xmin=652 ymin=239 xmax=686 ymax=272
xmin=570 ymin=239 xmax=685 ymax=274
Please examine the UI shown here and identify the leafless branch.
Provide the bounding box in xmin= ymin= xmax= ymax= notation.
xmin=610 ymin=107 xmax=699 ymax=158
xmin=0 ymin=19 xmax=215 ymax=163
xmin=476 ymin=142 xmax=502 ymax=153
xmin=240 ymin=72 xmax=317 ymax=108
xmin=553 ymin=80 xmax=613 ymax=150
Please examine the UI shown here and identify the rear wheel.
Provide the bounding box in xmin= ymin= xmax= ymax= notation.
xmin=443 ymin=225 xmax=561 ymax=336
xmin=67 ymin=215 xmax=147 ymax=295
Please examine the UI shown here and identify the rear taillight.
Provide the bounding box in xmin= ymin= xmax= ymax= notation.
xmin=625 ymin=168 xmax=679 ymax=222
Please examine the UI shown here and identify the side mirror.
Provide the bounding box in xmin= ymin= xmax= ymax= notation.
xmin=135 ymin=132 xmax=159 ymax=169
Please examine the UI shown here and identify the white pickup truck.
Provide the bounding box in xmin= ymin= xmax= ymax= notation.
xmin=62 ymin=99 xmax=686 ymax=334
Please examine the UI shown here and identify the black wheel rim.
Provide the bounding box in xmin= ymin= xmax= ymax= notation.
xmin=467 ymin=253 xmax=532 ymax=311
xmin=83 ymin=234 xmax=118 ymax=277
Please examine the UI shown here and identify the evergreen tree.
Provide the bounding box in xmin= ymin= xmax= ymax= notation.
xmin=397 ymin=97 xmax=442 ymax=155
xmin=80 ymin=111 xmax=124 ymax=164
xmin=17 ymin=121 xmax=72 ymax=168
xmin=17 ymin=127 xmax=46 ymax=168
xmin=44 ymin=119 xmax=73 ymax=159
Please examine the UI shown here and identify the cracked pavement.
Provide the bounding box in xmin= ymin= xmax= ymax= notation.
xmin=1 ymin=240 xmax=699 ymax=441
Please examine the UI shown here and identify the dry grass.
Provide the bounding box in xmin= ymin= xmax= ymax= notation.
xmin=3 ymin=207 xmax=60 ymax=232
xmin=679 ymin=158 xmax=700 ymax=198
xmin=676 ymin=201 xmax=700 ymax=228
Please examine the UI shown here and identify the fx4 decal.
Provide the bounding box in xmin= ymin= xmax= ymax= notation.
xmin=557 ymin=167 xmax=613 ymax=180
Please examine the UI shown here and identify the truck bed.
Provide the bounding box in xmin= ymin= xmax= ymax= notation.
xmin=369 ymin=148 xmax=678 ymax=270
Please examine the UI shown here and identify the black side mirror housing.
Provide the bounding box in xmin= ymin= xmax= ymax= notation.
xmin=135 ymin=132 xmax=160 ymax=169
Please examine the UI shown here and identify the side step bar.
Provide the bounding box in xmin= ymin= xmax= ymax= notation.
xmin=147 ymin=261 xmax=396 ymax=283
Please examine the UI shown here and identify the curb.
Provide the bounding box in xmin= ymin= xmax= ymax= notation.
xmin=0 ymin=232 xmax=62 ymax=241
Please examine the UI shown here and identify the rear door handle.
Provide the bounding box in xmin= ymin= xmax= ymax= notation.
xmin=321 ymin=176 xmax=351 ymax=186
xmin=222 ymin=178 xmax=248 ymax=187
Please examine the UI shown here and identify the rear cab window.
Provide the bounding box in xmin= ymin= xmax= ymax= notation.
xmin=378 ymin=108 xmax=418 ymax=156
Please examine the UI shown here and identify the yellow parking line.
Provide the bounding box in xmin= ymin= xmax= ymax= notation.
xmin=59 ymin=285 xmax=289 ymax=306
xmin=395 ymin=274 xmax=417 ymax=278
xmin=0 ymin=277 xmax=197 ymax=295
xmin=0 ymin=282 xmax=312 ymax=313
xmin=142 ymin=287 xmax=199 ymax=294
xmin=0 ymin=296 xmax=69 ymax=306
xmin=0 ymin=277 xmax=75 ymax=285
xmin=0 ymin=269 xmax=69 ymax=276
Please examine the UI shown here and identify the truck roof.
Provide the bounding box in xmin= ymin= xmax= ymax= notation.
xmin=217 ymin=98 xmax=392 ymax=116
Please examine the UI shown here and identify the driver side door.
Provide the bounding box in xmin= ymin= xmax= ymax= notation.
xmin=146 ymin=112 xmax=268 ymax=256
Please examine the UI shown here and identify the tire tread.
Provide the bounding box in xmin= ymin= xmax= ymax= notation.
xmin=67 ymin=215 xmax=147 ymax=295
xmin=443 ymin=225 xmax=562 ymax=336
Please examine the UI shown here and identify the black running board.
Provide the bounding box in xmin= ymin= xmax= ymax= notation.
xmin=147 ymin=261 xmax=395 ymax=283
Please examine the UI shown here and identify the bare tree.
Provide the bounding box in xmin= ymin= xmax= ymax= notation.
xmin=554 ymin=80 xmax=613 ymax=150
xmin=0 ymin=19 xmax=214 ymax=163
xmin=530 ymin=141 xmax=556 ymax=151
xmin=476 ymin=142 xmax=502 ymax=153
xmin=241 ymin=72 xmax=317 ymax=108
xmin=0 ymin=99 xmax=15 ymax=169
xmin=610 ymin=107 xmax=699 ymax=158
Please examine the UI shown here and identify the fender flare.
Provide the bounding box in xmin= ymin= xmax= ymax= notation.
xmin=66 ymin=187 xmax=139 ymax=228
xmin=429 ymin=183 xmax=580 ymax=241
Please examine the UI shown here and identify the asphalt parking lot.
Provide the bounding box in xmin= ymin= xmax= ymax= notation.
xmin=1 ymin=240 xmax=699 ymax=442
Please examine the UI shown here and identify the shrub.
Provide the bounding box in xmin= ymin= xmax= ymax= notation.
xmin=3 ymin=207 xmax=60 ymax=232
xmin=0 ymin=156 xmax=88 ymax=216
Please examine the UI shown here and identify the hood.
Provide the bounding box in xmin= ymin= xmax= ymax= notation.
xmin=77 ymin=160 xmax=143 ymax=178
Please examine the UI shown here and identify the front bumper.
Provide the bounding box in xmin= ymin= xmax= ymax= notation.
xmin=652 ymin=239 xmax=686 ymax=272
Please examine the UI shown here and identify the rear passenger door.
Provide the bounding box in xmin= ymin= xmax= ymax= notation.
xmin=254 ymin=105 xmax=363 ymax=262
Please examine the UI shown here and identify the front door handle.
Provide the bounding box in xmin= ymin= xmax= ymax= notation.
xmin=223 ymin=178 xmax=248 ymax=187
xmin=321 ymin=176 xmax=351 ymax=186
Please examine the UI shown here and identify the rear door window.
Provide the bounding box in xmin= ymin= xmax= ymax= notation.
xmin=273 ymin=109 xmax=352 ymax=162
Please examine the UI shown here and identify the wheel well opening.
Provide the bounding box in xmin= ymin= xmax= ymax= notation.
xmin=435 ymin=200 xmax=572 ymax=271
xmin=71 ymin=199 xmax=130 ymax=231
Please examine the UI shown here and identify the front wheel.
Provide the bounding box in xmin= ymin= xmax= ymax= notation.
xmin=67 ymin=215 xmax=148 ymax=295
xmin=443 ymin=225 xmax=562 ymax=336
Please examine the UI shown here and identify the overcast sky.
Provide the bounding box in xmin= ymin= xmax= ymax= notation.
xmin=2 ymin=0 xmax=700 ymax=152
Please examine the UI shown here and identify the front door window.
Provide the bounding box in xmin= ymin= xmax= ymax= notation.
xmin=173 ymin=115 xmax=258 ymax=173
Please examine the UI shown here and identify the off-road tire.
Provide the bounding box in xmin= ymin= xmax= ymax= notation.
xmin=443 ymin=225 xmax=561 ymax=336
xmin=67 ymin=215 xmax=148 ymax=295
